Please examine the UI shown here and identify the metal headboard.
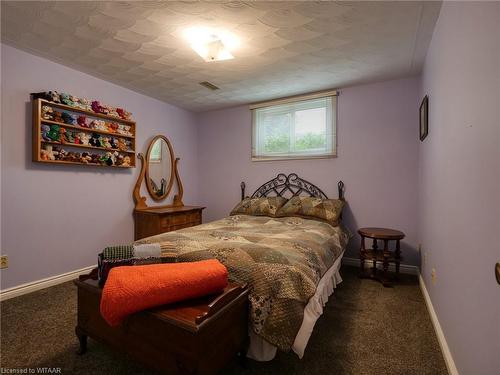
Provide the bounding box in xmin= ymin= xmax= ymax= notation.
xmin=240 ymin=173 xmax=344 ymax=201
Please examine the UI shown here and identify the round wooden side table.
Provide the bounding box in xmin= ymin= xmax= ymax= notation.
xmin=358 ymin=227 xmax=405 ymax=287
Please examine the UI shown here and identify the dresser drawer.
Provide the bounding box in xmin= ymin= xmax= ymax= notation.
xmin=134 ymin=206 xmax=204 ymax=241
xmin=160 ymin=211 xmax=201 ymax=228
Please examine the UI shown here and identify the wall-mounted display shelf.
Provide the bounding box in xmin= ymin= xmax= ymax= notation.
xmin=32 ymin=98 xmax=136 ymax=168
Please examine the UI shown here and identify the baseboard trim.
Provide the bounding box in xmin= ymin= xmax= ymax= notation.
xmin=342 ymin=256 xmax=419 ymax=275
xmin=418 ymin=274 xmax=459 ymax=375
xmin=0 ymin=265 xmax=96 ymax=302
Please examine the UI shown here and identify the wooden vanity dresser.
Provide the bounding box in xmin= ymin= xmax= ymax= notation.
xmin=132 ymin=135 xmax=205 ymax=240
xmin=134 ymin=206 xmax=205 ymax=240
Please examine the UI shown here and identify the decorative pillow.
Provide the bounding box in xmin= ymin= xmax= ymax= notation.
xmin=275 ymin=196 xmax=344 ymax=226
xmin=230 ymin=197 xmax=288 ymax=217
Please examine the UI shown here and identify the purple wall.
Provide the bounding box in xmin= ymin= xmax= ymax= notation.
xmin=418 ymin=2 xmax=500 ymax=373
xmin=0 ymin=44 xmax=199 ymax=290
xmin=197 ymin=77 xmax=420 ymax=264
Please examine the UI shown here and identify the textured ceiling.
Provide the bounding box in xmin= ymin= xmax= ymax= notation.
xmin=1 ymin=1 xmax=441 ymax=112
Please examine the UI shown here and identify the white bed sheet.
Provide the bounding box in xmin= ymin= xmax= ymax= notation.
xmin=247 ymin=250 xmax=345 ymax=361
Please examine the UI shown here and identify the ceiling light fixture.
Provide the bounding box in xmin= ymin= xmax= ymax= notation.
xmin=184 ymin=27 xmax=238 ymax=62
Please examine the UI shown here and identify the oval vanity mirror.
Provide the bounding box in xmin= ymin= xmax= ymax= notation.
xmin=145 ymin=135 xmax=175 ymax=201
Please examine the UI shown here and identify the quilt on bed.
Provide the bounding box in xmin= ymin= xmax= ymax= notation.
xmin=134 ymin=215 xmax=350 ymax=351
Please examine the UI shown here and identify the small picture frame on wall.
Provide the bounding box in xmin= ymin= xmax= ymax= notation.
xmin=420 ymin=95 xmax=429 ymax=141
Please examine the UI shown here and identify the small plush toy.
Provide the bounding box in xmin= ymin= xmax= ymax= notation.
xmin=57 ymin=148 xmax=67 ymax=160
xmin=109 ymin=109 xmax=119 ymax=118
xmin=63 ymin=151 xmax=75 ymax=162
xmin=53 ymin=111 xmax=63 ymax=123
xmin=99 ymin=152 xmax=111 ymax=165
xmin=65 ymin=130 xmax=75 ymax=144
xmin=117 ymin=124 xmax=133 ymax=136
xmin=91 ymin=100 xmax=103 ymax=113
xmin=74 ymin=133 xmax=81 ymax=144
xmin=110 ymin=137 xmax=119 ymax=149
xmin=91 ymin=153 xmax=101 ymax=164
xmin=123 ymin=125 xmax=132 ymax=136
xmin=100 ymin=104 xmax=111 ymax=115
xmin=90 ymin=119 xmax=106 ymax=131
xmin=70 ymin=95 xmax=79 ymax=105
xmin=41 ymin=106 xmax=54 ymax=120
xmin=102 ymin=151 xmax=118 ymax=166
xmin=107 ymin=122 xmax=118 ymax=133
xmin=89 ymin=133 xmax=101 ymax=147
xmin=59 ymin=127 xmax=67 ymax=143
xmin=77 ymin=115 xmax=88 ymax=128
xmin=32 ymin=91 xmax=61 ymax=103
xmin=110 ymin=151 xmax=120 ymax=166
xmin=100 ymin=136 xmax=112 ymax=148
xmin=116 ymin=108 xmax=132 ymax=120
xmin=80 ymin=98 xmax=92 ymax=111
xmin=61 ymin=112 xmax=77 ymax=125
xmin=80 ymin=152 xmax=92 ymax=164
xmin=60 ymin=93 xmax=74 ymax=106
xmin=48 ymin=91 xmax=61 ymax=103
xmin=41 ymin=125 xmax=51 ymax=141
xmin=116 ymin=138 xmax=128 ymax=151
xmin=80 ymin=132 xmax=90 ymax=145
xmin=120 ymin=155 xmax=131 ymax=167
xmin=42 ymin=145 xmax=59 ymax=160
xmin=47 ymin=125 xmax=61 ymax=142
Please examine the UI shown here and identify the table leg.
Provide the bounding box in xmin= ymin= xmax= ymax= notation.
xmin=372 ymin=238 xmax=378 ymax=277
xmin=382 ymin=239 xmax=391 ymax=287
xmin=395 ymin=239 xmax=401 ymax=280
xmin=360 ymin=236 xmax=366 ymax=277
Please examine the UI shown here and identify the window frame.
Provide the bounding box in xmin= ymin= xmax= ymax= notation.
xmin=251 ymin=91 xmax=337 ymax=162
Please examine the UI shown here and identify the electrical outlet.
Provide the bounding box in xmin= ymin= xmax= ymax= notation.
xmin=431 ymin=268 xmax=437 ymax=285
xmin=0 ymin=255 xmax=8 ymax=269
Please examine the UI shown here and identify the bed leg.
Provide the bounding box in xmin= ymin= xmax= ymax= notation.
xmin=75 ymin=326 xmax=88 ymax=355
xmin=237 ymin=335 xmax=250 ymax=368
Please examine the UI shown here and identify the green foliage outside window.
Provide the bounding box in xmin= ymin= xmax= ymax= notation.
xmin=295 ymin=133 xmax=326 ymax=150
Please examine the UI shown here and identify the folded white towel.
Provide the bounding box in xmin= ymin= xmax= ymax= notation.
xmin=133 ymin=243 xmax=161 ymax=259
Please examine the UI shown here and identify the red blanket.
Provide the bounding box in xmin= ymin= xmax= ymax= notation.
xmin=100 ymin=259 xmax=228 ymax=326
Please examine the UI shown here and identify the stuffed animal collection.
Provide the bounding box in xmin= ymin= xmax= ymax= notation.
xmin=32 ymin=91 xmax=133 ymax=120
xmin=41 ymin=106 xmax=134 ymax=137
xmin=36 ymin=91 xmax=135 ymax=167
xmin=40 ymin=144 xmax=131 ymax=166
xmin=41 ymin=126 xmax=132 ymax=151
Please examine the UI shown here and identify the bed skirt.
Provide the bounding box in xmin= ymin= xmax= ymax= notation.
xmin=247 ymin=251 xmax=345 ymax=361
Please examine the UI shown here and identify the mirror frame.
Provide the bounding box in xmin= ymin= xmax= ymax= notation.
xmin=144 ymin=135 xmax=175 ymax=202
xmin=133 ymin=134 xmax=184 ymax=211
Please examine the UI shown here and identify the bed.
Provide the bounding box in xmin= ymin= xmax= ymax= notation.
xmin=135 ymin=173 xmax=351 ymax=361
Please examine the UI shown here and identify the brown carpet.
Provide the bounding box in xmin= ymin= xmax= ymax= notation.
xmin=0 ymin=266 xmax=447 ymax=374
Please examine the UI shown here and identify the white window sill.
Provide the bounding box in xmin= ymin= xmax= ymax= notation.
xmin=251 ymin=153 xmax=337 ymax=162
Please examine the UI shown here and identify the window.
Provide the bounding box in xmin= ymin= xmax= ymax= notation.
xmin=251 ymin=93 xmax=337 ymax=161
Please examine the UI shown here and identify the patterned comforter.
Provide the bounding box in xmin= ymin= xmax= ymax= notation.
xmin=135 ymin=215 xmax=350 ymax=351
